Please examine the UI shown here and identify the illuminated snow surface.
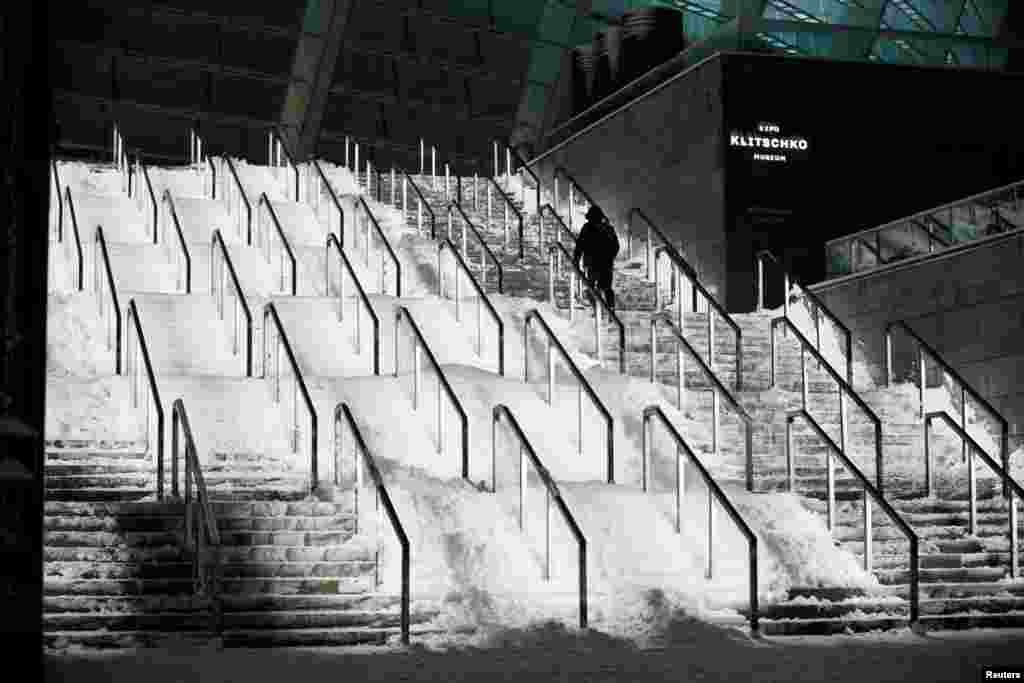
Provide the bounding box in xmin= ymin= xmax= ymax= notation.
xmin=46 ymin=162 xmax=1024 ymax=677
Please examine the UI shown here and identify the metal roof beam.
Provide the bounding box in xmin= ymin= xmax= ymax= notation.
xmin=280 ymin=0 xmax=354 ymax=160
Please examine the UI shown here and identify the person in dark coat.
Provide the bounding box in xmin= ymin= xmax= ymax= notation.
xmin=572 ymin=205 xmax=619 ymax=308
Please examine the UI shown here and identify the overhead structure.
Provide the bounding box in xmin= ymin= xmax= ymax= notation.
xmin=280 ymin=0 xmax=354 ymax=161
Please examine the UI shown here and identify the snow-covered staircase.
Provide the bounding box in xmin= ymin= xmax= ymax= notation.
xmin=418 ymin=168 xmax=1024 ymax=635
xmin=45 ymin=152 xmax=1024 ymax=653
xmin=43 ymin=441 xmax=217 ymax=650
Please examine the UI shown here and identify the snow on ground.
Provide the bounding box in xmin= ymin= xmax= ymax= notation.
xmin=45 ymin=627 xmax=1024 ymax=683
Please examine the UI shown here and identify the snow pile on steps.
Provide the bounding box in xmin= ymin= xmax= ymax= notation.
xmin=327 ymin=366 xmax=879 ymax=640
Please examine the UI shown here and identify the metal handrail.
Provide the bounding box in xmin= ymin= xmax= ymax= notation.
xmin=51 ymin=160 xmax=63 ymax=242
xmin=483 ymin=175 xmax=526 ymax=259
xmin=399 ymin=169 xmax=437 ymax=239
xmin=161 ymin=190 xmax=192 ymax=293
xmin=492 ymin=404 xmax=587 ymax=629
xmin=885 ymin=320 xmax=1010 ymax=495
xmin=188 ymin=126 xmax=206 ymax=166
xmin=438 ymin=238 xmax=505 ymax=377
xmin=785 ymin=407 xmax=919 ymax=623
xmin=335 ymin=402 xmax=410 ymax=644
xmin=757 ymin=249 xmax=854 ymax=385
xmin=113 ymin=123 xmax=128 ymax=193
xmin=394 ymin=307 xmax=470 ymax=479
xmin=211 ymin=230 xmax=254 ymax=377
xmin=206 ymin=155 xmax=217 ymax=200
xmin=257 ymin=193 xmax=298 ymax=296
xmin=654 ymin=245 xmax=743 ymax=390
xmin=551 ymin=165 xmax=601 ymax=237
xmin=641 ymin=405 xmax=759 ymax=633
xmin=307 ymin=159 xmax=345 ymax=243
xmin=268 ymin=126 xmax=300 ymax=202
xmin=771 ymin=316 xmax=885 ymax=492
xmin=326 ymin=233 xmax=381 ymax=376
xmin=354 ymin=196 xmax=402 ymax=296
xmin=630 ymin=208 xmax=682 ymax=279
xmin=221 ymin=157 xmax=253 ymax=244
xmin=546 ymin=242 xmax=625 ymax=374
xmin=924 ymin=411 xmax=1021 ymax=578
xmin=523 ymin=309 xmax=614 ymax=483
xmin=539 ymin=204 xmax=577 ymax=255
xmin=94 ymin=226 xmax=123 ymax=375
xmin=493 ymin=138 xmax=541 ymax=219
xmin=171 ymin=398 xmax=222 ymax=612
xmin=446 ymin=202 xmax=504 ymax=294
xmin=825 ymin=176 xmax=1024 ymax=250
xmin=136 ymin=160 xmax=159 ymax=244
xmin=125 ymin=300 xmax=165 ymax=498
xmin=262 ymin=302 xmax=319 ymax=494
xmin=64 ymin=188 xmax=84 ymax=291
xmin=650 ymin=313 xmax=754 ymax=491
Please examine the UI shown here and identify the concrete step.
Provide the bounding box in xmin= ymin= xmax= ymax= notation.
xmin=44 ymin=612 xmax=213 ymax=632
xmin=44 ymin=500 xmax=185 ymax=517
xmin=219 ymin=626 xmax=398 ymax=648
xmin=45 ymin=440 xmax=149 ymax=452
xmin=215 ymin=515 xmax=354 ymax=532
xmin=44 ymin=594 xmax=211 ymax=614
xmin=44 ymin=515 xmax=184 ymax=533
xmin=854 ymin=551 xmax=1017 ymax=570
xmin=219 ymin=593 xmax=402 ymax=613
xmin=219 ymin=545 xmax=372 ymax=563
xmin=44 ymin=629 xmax=216 ymax=651
xmin=45 ymin=474 xmax=153 ymax=489
xmin=834 ymin=523 xmax=1007 ymax=543
xmin=217 ymin=576 xmax=373 ymax=595
xmin=44 ymin=545 xmax=189 ymax=563
xmin=842 ymin=537 xmax=990 ymax=555
xmin=873 ymin=565 xmax=1010 ymax=585
xmin=45 ymin=463 xmax=155 ymax=477
xmin=209 ymin=500 xmax=352 ymax=517
xmin=44 ymin=561 xmax=193 ymax=581
xmin=44 ymin=530 xmax=182 ymax=548
xmin=44 ymin=578 xmax=196 ymax=596
xmin=204 ymin=490 xmax=313 ymax=502
xmin=218 ymin=529 xmax=356 ymax=547
xmin=221 ymin=609 xmax=434 ymax=631
xmin=219 ymin=561 xmax=375 ymax=579
xmin=46 ymin=449 xmax=151 ymax=464
xmin=759 ymin=595 xmax=1024 ymax=620
xmin=44 ymin=489 xmax=155 ymax=502
xmin=882 ymin=581 xmax=1024 ymax=599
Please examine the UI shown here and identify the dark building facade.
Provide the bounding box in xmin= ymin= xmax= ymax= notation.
xmin=532 ymin=51 xmax=1024 ymax=311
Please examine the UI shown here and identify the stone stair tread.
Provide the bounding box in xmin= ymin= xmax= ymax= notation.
xmin=44 ymin=546 xmax=189 ymax=562
xmin=219 ymin=546 xmax=372 ymax=562
xmin=44 ymin=595 xmax=212 ymax=612
xmin=44 ymin=489 xmax=157 ymax=502
xmin=44 ymin=501 xmax=185 ymax=516
xmin=219 ymin=593 xmax=403 ymax=612
xmin=217 ymin=576 xmax=373 ymax=594
xmin=44 ymin=578 xmax=197 ymax=595
xmin=43 ymin=612 xmax=214 ymax=630
xmin=44 ymin=629 xmax=217 ymax=650
xmin=210 ymin=501 xmax=352 ymax=516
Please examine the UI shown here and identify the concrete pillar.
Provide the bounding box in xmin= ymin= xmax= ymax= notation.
xmin=0 ymin=0 xmax=50 ymax=676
